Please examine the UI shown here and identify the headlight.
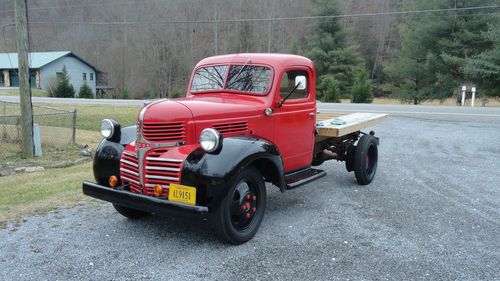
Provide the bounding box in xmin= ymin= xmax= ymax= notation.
xmin=200 ymin=128 xmax=221 ymax=153
xmin=100 ymin=119 xmax=120 ymax=141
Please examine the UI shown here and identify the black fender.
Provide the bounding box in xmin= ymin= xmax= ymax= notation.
xmin=93 ymin=125 xmax=136 ymax=185
xmin=180 ymin=136 xmax=284 ymax=208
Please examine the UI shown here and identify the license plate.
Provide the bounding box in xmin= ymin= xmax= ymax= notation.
xmin=169 ymin=184 xmax=196 ymax=206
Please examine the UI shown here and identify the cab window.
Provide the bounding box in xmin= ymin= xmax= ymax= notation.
xmin=279 ymin=70 xmax=308 ymax=100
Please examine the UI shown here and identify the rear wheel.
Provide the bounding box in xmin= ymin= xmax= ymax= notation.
xmin=353 ymin=135 xmax=378 ymax=185
xmin=113 ymin=204 xmax=150 ymax=219
xmin=212 ymin=166 xmax=266 ymax=244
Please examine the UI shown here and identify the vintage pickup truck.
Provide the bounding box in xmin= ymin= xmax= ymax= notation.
xmin=82 ymin=54 xmax=387 ymax=244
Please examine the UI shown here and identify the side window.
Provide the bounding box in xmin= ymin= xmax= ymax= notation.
xmin=83 ymin=73 xmax=87 ymax=81
xmin=90 ymin=73 xmax=94 ymax=81
xmin=279 ymin=70 xmax=308 ymax=100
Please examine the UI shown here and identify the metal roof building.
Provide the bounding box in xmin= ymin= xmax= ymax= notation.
xmin=0 ymin=51 xmax=97 ymax=97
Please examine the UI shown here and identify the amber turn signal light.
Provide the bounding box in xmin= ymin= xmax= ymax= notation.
xmin=153 ymin=184 xmax=163 ymax=197
xmin=109 ymin=175 xmax=118 ymax=188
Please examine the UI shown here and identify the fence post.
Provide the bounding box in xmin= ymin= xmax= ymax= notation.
xmin=71 ymin=109 xmax=77 ymax=144
xmin=1 ymin=102 xmax=5 ymax=139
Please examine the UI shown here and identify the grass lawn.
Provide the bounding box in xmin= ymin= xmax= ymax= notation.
xmin=44 ymin=103 xmax=141 ymax=131
xmin=0 ymin=88 xmax=49 ymax=97
xmin=0 ymin=103 xmax=140 ymax=226
xmin=0 ymin=162 xmax=95 ymax=228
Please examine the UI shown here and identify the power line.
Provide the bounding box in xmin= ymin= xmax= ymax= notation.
xmin=1 ymin=4 xmax=499 ymax=23
xmin=29 ymin=5 xmax=500 ymax=24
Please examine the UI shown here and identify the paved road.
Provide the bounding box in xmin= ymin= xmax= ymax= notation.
xmin=1 ymin=95 xmax=500 ymax=121
xmin=1 ymin=116 xmax=499 ymax=280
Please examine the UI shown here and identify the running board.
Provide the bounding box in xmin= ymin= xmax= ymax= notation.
xmin=285 ymin=168 xmax=326 ymax=190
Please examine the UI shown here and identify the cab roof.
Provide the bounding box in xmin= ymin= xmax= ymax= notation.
xmin=196 ymin=53 xmax=314 ymax=69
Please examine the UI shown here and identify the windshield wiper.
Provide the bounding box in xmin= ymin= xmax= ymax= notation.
xmin=278 ymin=82 xmax=301 ymax=107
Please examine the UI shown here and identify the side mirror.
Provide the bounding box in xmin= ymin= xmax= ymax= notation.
xmin=295 ymin=76 xmax=307 ymax=90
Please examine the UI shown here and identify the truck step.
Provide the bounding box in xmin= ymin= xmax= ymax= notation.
xmin=285 ymin=168 xmax=326 ymax=190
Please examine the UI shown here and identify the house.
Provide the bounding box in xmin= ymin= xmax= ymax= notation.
xmin=0 ymin=51 xmax=98 ymax=97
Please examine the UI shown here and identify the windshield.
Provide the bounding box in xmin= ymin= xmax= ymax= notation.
xmin=191 ymin=65 xmax=272 ymax=94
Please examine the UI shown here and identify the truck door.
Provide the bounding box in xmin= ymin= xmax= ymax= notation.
xmin=272 ymin=68 xmax=316 ymax=172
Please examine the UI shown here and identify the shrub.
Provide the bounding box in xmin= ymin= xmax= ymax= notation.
xmin=317 ymin=75 xmax=341 ymax=102
xmin=169 ymin=88 xmax=184 ymax=99
xmin=120 ymin=88 xmax=132 ymax=99
xmin=350 ymin=71 xmax=373 ymax=103
xmin=52 ymin=65 xmax=75 ymax=98
xmin=78 ymin=83 xmax=94 ymax=99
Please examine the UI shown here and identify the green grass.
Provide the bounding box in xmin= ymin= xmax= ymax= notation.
xmin=0 ymin=88 xmax=49 ymax=97
xmin=0 ymin=103 xmax=140 ymax=225
xmin=0 ymin=162 xmax=94 ymax=226
xmin=44 ymin=103 xmax=141 ymax=131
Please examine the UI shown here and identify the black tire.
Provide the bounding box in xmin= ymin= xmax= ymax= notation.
xmin=353 ymin=135 xmax=378 ymax=185
xmin=212 ymin=166 xmax=266 ymax=244
xmin=311 ymin=158 xmax=324 ymax=166
xmin=113 ymin=204 xmax=150 ymax=219
xmin=345 ymin=144 xmax=355 ymax=172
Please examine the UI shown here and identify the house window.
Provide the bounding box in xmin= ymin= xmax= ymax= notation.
xmin=90 ymin=73 xmax=94 ymax=81
xmin=83 ymin=73 xmax=87 ymax=81
xmin=56 ymin=72 xmax=63 ymax=79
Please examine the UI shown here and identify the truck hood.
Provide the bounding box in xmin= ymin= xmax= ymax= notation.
xmin=144 ymin=94 xmax=267 ymax=122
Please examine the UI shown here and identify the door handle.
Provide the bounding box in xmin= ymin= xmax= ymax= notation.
xmin=308 ymin=112 xmax=315 ymax=116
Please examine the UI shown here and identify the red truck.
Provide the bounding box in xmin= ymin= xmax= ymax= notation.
xmin=83 ymin=54 xmax=386 ymax=244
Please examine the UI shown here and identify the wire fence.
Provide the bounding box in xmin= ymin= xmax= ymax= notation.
xmin=0 ymin=101 xmax=76 ymax=160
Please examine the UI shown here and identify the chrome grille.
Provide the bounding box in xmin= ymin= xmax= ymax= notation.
xmin=120 ymin=151 xmax=141 ymax=194
xmin=142 ymin=122 xmax=185 ymax=143
xmin=142 ymin=149 xmax=183 ymax=197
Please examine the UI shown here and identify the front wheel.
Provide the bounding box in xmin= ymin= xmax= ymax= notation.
xmin=212 ymin=166 xmax=266 ymax=244
xmin=353 ymin=135 xmax=378 ymax=185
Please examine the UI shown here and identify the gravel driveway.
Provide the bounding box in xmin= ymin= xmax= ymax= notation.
xmin=1 ymin=116 xmax=499 ymax=281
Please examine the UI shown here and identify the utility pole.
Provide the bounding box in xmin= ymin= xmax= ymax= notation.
xmin=15 ymin=0 xmax=34 ymax=158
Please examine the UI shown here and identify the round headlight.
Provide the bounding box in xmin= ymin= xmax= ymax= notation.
xmin=200 ymin=128 xmax=221 ymax=153
xmin=100 ymin=119 xmax=115 ymax=139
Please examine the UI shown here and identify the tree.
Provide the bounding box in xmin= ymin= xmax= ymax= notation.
xmin=52 ymin=65 xmax=75 ymax=98
xmin=120 ymin=87 xmax=132 ymax=99
xmin=351 ymin=70 xmax=373 ymax=103
xmin=78 ymin=82 xmax=93 ymax=98
xmin=385 ymin=0 xmax=497 ymax=104
xmin=464 ymin=19 xmax=500 ymax=98
xmin=302 ymin=0 xmax=368 ymax=102
xmin=317 ymin=75 xmax=341 ymax=102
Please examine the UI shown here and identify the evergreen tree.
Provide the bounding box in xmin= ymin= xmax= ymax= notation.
xmin=318 ymin=75 xmax=341 ymax=102
xmin=385 ymin=0 xmax=497 ymax=104
xmin=351 ymin=70 xmax=373 ymax=103
xmin=464 ymin=18 xmax=500 ymax=98
xmin=78 ymin=82 xmax=94 ymax=99
xmin=53 ymin=65 xmax=75 ymax=98
xmin=303 ymin=0 xmax=368 ymax=102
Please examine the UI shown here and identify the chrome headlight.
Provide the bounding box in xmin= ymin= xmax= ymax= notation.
xmin=100 ymin=119 xmax=120 ymax=141
xmin=200 ymin=128 xmax=221 ymax=153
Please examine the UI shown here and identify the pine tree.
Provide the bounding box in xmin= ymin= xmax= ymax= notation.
xmin=78 ymin=82 xmax=94 ymax=99
xmin=464 ymin=18 xmax=500 ymax=98
xmin=385 ymin=0 xmax=497 ymax=104
xmin=351 ymin=70 xmax=373 ymax=103
xmin=303 ymin=0 xmax=368 ymax=102
xmin=53 ymin=65 xmax=75 ymax=98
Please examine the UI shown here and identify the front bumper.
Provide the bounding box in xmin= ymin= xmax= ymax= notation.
xmin=82 ymin=181 xmax=209 ymax=217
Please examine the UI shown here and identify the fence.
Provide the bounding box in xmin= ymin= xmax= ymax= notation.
xmin=0 ymin=101 xmax=76 ymax=160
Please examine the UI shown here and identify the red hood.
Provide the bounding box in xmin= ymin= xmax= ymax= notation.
xmin=143 ymin=94 xmax=267 ymax=123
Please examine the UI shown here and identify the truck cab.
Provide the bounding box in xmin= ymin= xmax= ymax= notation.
xmin=83 ymin=54 xmax=385 ymax=244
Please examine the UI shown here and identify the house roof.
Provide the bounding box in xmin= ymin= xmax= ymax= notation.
xmin=0 ymin=51 xmax=97 ymax=70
